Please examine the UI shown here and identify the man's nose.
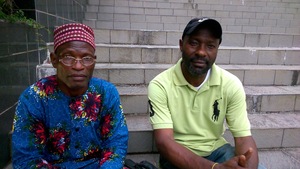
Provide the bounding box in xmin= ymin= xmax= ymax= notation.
xmin=195 ymin=45 xmax=207 ymax=57
xmin=72 ymin=60 xmax=85 ymax=69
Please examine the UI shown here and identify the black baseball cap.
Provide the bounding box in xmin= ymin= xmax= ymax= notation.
xmin=182 ymin=17 xmax=222 ymax=44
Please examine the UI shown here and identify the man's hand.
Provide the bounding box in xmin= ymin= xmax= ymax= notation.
xmin=238 ymin=148 xmax=253 ymax=167
xmin=216 ymin=148 xmax=253 ymax=169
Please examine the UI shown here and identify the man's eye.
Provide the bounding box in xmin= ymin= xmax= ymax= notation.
xmin=190 ymin=41 xmax=198 ymax=46
xmin=64 ymin=55 xmax=74 ymax=59
xmin=207 ymin=45 xmax=215 ymax=49
xmin=82 ymin=57 xmax=93 ymax=61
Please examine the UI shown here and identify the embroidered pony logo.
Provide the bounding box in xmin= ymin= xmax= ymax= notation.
xmin=212 ymin=98 xmax=221 ymax=122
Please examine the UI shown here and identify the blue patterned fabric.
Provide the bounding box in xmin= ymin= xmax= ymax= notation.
xmin=12 ymin=75 xmax=128 ymax=169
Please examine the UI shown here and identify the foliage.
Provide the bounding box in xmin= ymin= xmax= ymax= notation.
xmin=0 ymin=0 xmax=45 ymax=30
xmin=0 ymin=0 xmax=14 ymax=14
xmin=0 ymin=0 xmax=50 ymax=44
xmin=0 ymin=8 xmax=45 ymax=29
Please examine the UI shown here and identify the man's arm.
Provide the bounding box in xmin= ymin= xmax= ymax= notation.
xmin=99 ymin=85 xmax=129 ymax=168
xmin=155 ymin=129 xmax=258 ymax=169
xmin=12 ymin=95 xmax=55 ymax=168
xmin=223 ymin=75 xmax=259 ymax=168
xmin=154 ymin=128 xmax=214 ymax=169
xmin=234 ymin=136 xmax=259 ymax=169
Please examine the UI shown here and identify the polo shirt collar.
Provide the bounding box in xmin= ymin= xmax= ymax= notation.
xmin=173 ymin=58 xmax=221 ymax=87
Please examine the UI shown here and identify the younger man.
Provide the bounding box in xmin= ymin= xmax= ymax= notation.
xmin=148 ymin=18 xmax=263 ymax=169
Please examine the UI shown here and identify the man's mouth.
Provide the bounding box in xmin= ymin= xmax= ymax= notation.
xmin=192 ymin=59 xmax=207 ymax=67
xmin=69 ymin=74 xmax=87 ymax=81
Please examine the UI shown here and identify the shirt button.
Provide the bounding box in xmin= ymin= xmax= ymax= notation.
xmin=75 ymin=127 xmax=80 ymax=132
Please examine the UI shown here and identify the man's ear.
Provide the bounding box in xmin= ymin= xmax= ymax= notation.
xmin=50 ymin=52 xmax=58 ymax=68
xmin=179 ymin=39 xmax=183 ymax=51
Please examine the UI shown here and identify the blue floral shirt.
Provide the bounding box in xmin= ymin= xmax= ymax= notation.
xmin=12 ymin=75 xmax=128 ymax=169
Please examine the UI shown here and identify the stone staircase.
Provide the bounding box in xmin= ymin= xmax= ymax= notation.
xmin=3 ymin=0 xmax=300 ymax=167
xmin=34 ymin=29 xmax=300 ymax=168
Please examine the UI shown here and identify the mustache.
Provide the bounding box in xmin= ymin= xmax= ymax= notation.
xmin=190 ymin=56 xmax=208 ymax=63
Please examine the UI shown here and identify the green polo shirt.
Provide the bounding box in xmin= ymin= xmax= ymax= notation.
xmin=148 ymin=59 xmax=251 ymax=156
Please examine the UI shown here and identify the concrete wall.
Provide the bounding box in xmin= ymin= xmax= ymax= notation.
xmin=0 ymin=0 xmax=87 ymax=168
xmin=35 ymin=0 xmax=87 ymax=42
xmin=0 ymin=22 xmax=40 ymax=169
xmin=84 ymin=0 xmax=300 ymax=35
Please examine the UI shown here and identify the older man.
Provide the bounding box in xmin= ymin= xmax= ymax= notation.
xmin=12 ymin=23 xmax=128 ymax=168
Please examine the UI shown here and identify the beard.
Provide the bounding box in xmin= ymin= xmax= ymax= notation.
xmin=182 ymin=54 xmax=212 ymax=77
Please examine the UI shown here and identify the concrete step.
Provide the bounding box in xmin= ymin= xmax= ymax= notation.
xmin=117 ymin=85 xmax=300 ymax=115
xmin=37 ymin=63 xmax=300 ymax=86
xmin=91 ymin=29 xmax=300 ymax=48
xmin=34 ymin=62 xmax=300 ymax=113
xmin=46 ymin=43 xmax=300 ymax=65
xmin=4 ymin=148 xmax=300 ymax=169
xmin=121 ymin=85 xmax=300 ymax=114
xmin=125 ymin=112 xmax=300 ymax=153
xmin=125 ymin=148 xmax=300 ymax=169
xmin=4 ymin=84 xmax=300 ymax=115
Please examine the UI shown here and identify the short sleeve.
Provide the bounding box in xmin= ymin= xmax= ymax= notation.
xmin=148 ymin=80 xmax=173 ymax=129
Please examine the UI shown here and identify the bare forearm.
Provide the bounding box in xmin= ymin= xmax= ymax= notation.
xmin=235 ymin=136 xmax=259 ymax=169
xmin=155 ymin=136 xmax=213 ymax=169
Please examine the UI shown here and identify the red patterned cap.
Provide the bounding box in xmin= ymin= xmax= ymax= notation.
xmin=53 ymin=23 xmax=95 ymax=51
